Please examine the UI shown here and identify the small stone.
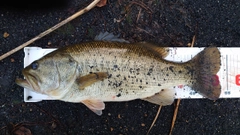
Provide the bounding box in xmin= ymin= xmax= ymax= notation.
xmin=10 ymin=58 xmax=15 ymax=62
xmin=3 ymin=32 xmax=9 ymax=38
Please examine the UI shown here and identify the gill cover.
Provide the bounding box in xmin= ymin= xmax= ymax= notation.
xmin=44 ymin=53 xmax=78 ymax=97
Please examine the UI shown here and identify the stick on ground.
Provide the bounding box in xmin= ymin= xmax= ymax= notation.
xmin=147 ymin=105 xmax=162 ymax=135
xmin=169 ymin=35 xmax=196 ymax=135
xmin=0 ymin=0 xmax=101 ymax=61
xmin=169 ymin=99 xmax=181 ymax=135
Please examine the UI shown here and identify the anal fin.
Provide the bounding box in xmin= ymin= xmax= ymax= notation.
xmin=142 ymin=89 xmax=176 ymax=106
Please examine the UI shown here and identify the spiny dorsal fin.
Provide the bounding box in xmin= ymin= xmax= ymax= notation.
xmin=137 ymin=42 xmax=169 ymax=58
xmin=77 ymin=72 xmax=108 ymax=90
xmin=94 ymin=32 xmax=129 ymax=43
xmin=142 ymin=89 xmax=175 ymax=106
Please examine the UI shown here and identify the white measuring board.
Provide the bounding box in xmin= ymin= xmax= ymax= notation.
xmin=23 ymin=47 xmax=240 ymax=102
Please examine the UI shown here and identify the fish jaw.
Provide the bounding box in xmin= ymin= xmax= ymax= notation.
xmin=15 ymin=78 xmax=33 ymax=90
xmin=15 ymin=72 xmax=42 ymax=94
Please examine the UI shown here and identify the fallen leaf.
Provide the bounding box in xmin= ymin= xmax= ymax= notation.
xmin=97 ymin=0 xmax=107 ymax=7
xmin=51 ymin=122 xmax=57 ymax=129
xmin=3 ymin=32 xmax=9 ymax=38
xmin=14 ymin=126 xmax=32 ymax=135
xmin=10 ymin=58 xmax=15 ymax=62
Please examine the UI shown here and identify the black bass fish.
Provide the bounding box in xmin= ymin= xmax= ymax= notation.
xmin=16 ymin=33 xmax=221 ymax=115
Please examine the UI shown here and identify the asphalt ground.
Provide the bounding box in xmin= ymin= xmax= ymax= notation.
xmin=0 ymin=0 xmax=240 ymax=134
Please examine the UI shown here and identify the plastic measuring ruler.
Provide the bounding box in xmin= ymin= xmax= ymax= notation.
xmin=22 ymin=47 xmax=240 ymax=102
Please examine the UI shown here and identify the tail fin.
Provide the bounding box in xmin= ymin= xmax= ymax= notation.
xmin=189 ymin=46 xmax=221 ymax=100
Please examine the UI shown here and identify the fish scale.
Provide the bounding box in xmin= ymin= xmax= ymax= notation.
xmin=53 ymin=42 xmax=196 ymax=102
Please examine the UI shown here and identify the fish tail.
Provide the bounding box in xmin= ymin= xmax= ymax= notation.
xmin=188 ymin=46 xmax=221 ymax=100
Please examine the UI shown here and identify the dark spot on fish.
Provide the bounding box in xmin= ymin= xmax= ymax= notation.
xmin=108 ymin=74 xmax=112 ymax=79
xmin=113 ymin=81 xmax=122 ymax=87
xmin=89 ymin=66 xmax=94 ymax=69
xmin=166 ymin=74 xmax=169 ymax=76
xmin=114 ymin=65 xmax=118 ymax=68
xmin=129 ymin=68 xmax=133 ymax=73
xmin=136 ymin=79 xmax=138 ymax=82
xmin=169 ymin=66 xmax=174 ymax=72
xmin=116 ymin=74 xmax=121 ymax=77
xmin=158 ymin=84 xmax=161 ymax=86
xmin=119 ymin=88 xmax=123 ymax=92
xmin=146 ymin=82 xmax=148 ymax=84
xmin=185 ymin=66 xmax=194 ymax=76
xmin=116 ymin=93 xmax=121 ymax=97
xmin=164 ymin=78 xmax=166 ymax=81
xmin=147 ymin=68 xmax=153 ymax=76
xmin=178 ymin=70 xmax=182 ymax=73
xmin=128 ymin=75 xmax=130 ymax=78
xmin=124 ymin=77 xmax=127 ymax=80
xmin=108 ymin=80 xmax=112 ymax=86
xmin=139 ymin=86 xmax=142 ymax=88
xmin=27 ymin=96 xmax=32 ymax=100
xmin=175 ymin=93 xmax=177 ymax=96
xmin=89 ymin=72 xmax=93 ymax=74
xmin=153 ymin=77 xmax=155 ymax=80
xmin=140 ymin=80 xmax=142 ymax=82
xmin=161 ymin=89 xmax=164 ymax=91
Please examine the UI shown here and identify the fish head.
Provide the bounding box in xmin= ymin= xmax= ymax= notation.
xmin=16 ymin=53 xmax=78 ymax=98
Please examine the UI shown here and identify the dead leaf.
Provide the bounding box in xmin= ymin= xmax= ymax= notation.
xmin=3 ymin=32 xmax=9 ymax=38
xmin=97 ymin=0 xmax=107 ymax=7
xmin=14 ymin=126 xmax=32 ymax=135
xmin=10 ymin=58 xmax=15 ymax=62
xmin=51 ymin=122 xmax=57 ymax=129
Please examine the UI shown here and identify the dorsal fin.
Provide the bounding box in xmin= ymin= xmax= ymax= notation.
xmin=94 ymin=32 xmax=129 ymax=43
xmin=137 ymin=42 xmax=169 ymax=58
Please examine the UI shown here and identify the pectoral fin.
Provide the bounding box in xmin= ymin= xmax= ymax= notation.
xmin=82 ymin=99 xmax=105 ymax=115
xmin=77 ymin=72 xmax=108 ymax=90
xmin=142 ymin=89 xmax=176 ymax=106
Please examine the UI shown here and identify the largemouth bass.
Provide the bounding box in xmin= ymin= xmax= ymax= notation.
xmin=16 ymin=36 xmax=221 ymax=115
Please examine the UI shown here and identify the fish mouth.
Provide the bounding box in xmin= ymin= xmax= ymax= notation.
xmin=15 ymin=73 xmax=41 ymax=93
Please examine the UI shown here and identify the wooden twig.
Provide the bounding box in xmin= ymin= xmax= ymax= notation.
xmin=147 ymin=105 xmax=162 ymax=135
xmin=0 ymin=0 xmax=101 ymax=61
xmin=169 ymin=34 xmax=196 ymax=135
xmin=190 ymin=35 xmax=196 ymax=47
xmin=169 ymin=99 xmax=181 ymax=135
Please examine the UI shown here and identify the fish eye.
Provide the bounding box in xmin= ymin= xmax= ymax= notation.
xmin=31 ymin=61 xmax=38 ymax=70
